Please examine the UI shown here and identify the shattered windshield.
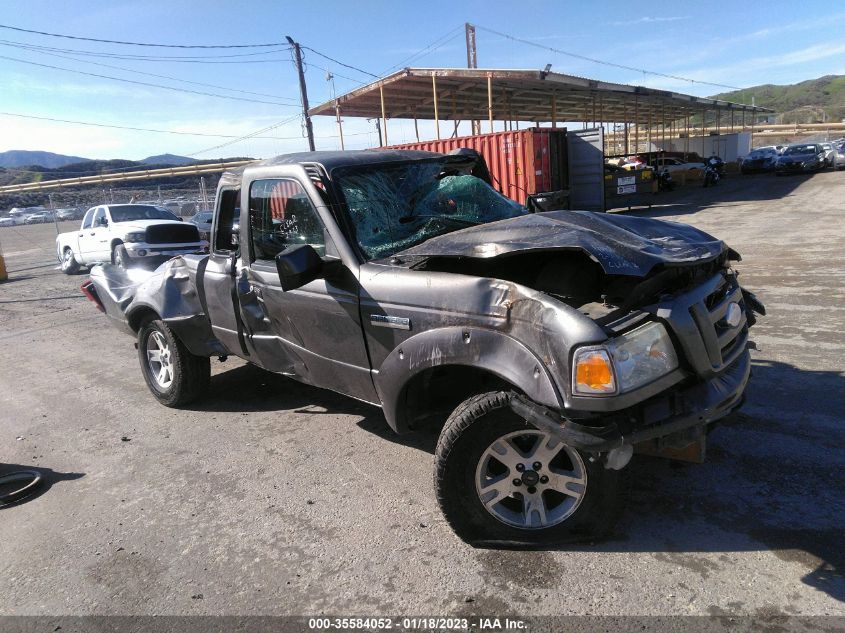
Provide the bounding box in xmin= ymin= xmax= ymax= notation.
xmin=335 ymin=159 xmax=528 ymax=259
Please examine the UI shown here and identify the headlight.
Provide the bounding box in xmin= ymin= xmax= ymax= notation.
xmin=572 ymin=322 xmax=678 ymax=396
xmin=124 ymin=231 xmax=146 ymax=243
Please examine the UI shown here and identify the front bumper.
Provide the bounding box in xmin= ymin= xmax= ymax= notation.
xmin=776 ymin=161 xmax=819 ymax=173
xmin=124 ymin=241 xmax=208 ymax=260
xmin=512 ymin=348 xmax=751 ymax=453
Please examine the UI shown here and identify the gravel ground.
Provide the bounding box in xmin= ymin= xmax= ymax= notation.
xmin=1 ymin=172 xmax=843 ymax=618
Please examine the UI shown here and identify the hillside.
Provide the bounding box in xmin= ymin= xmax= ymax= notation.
xmin=712 ymin=75 xmax=845 ymax=124
xmin=0 ymin=156 xmax=253 ymax=209
xmin=140 ymin=153 xmax=194 ymax=166
xmin=0 ymin=150 xmax=91 ymax=169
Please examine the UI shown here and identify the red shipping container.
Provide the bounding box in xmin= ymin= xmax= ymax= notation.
xmin=386 ymin=127 xmax=568 ymax=206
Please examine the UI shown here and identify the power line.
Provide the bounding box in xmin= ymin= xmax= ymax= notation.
xmin=301 ymin=46 xmax=379 ymax=78
xmin=377 ymin=24 xmax=464 ymax=77
xmin=0 ymin=23 xmax=287 ymax=49
xmin=0 ymin=38 xmax=292 ymax=62
xmin=0 ymin=42 xmax=298 ymax=102
xmin=474 ymin=24 xmax=742 ymax=91
xmin=189 ymin=115 xmax=303 ymax=156
xmin=0 ymin=112 xmax=299 ymax=140
xmin=0 ymin=54 xmax=301 ymax=107
xmin=305 ymin=62 xmax=362 ymax=86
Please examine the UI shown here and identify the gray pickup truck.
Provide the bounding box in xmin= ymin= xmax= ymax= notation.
xmin=83 ymin=150 xmax=764 ymax=545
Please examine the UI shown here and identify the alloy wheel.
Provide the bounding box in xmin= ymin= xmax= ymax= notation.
xmin=474 ymin=430 xmax=587 ymax=529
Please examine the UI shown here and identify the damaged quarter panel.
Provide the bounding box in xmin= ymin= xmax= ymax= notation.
xmin=89 ymin=255 xmax=228 ymax=357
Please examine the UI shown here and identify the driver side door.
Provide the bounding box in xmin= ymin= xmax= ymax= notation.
xmin=238 ymin=174 xmax=377 ymax=403
xmin=79 ymin=207 xmax=107 ymax=262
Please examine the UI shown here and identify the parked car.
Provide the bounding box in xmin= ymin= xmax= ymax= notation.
xmin=775 ymin=144 xmax=827 ymax=175
xmin=0 ymin=210 xmax=26 ymax=227
xmin=187 ymin=210 xmax=213 ymax=241
xmin=56 ymin=203 xmax=208 ymax=273
xmin=56 ymin=207 xmax=84 ymax=221
xmin=24 ymin=210 xmax=55 ymax=224
xmin=652 ymin=157 xmax=706 ymax=173
xmin=835 ymin=143 xmax=845 ymax=170
xmin=820 ymin=143 xmax=837 ymax=169
xmin=740 ymin=147 xmax=780 ymax=174
xmin=83 ymin=149 xmax=764 ymax=545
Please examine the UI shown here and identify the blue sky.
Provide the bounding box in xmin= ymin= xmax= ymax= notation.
xmin=1 ymin=0 xmax=843 ymax=160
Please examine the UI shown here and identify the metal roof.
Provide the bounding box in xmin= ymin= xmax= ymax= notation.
xmin=309 ymin=68 xmax=771 ymax=124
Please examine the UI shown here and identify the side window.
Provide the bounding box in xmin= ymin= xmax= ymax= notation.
xmin=214 ymin=188 xmax=240 ymax=253
xmin=248 ymin=179 xmax=325 ymax=261
xmin=81 ymin=208 xmax=95 ymax=229
xmin=92 ymin=208 xmax=105 ymax=227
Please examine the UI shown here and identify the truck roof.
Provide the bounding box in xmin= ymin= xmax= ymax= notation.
xmin=220 ymin=149 xmax=443 ymax=185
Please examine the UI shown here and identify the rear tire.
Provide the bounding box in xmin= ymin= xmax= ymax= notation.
xmin=434 ymin=391 xmax=626 ymax=546
xmin=137 ymin=318 xmax=210 ymax=407
xmin=60 ymin=247 xmax=81 ymax=275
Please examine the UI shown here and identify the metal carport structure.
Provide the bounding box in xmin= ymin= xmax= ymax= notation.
xmin=309 ymin=67 xmax=771 ymax=154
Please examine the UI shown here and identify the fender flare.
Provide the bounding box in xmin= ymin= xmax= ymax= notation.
xmin=374 ymin=326 xmax=563 ymax=433
xmin=126 ymin=302 xmax=225 ymax=358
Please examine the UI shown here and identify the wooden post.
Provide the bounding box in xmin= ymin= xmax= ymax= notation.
xmin=551 ymin=93 xmax=557 ymax=128
xmin=634 ymin=98 xmax=639 ymax=155
xmin=432 ymin=74 xmax=440 ymax=140
xmin=487 ymin=74 xmax=494 ymax=133
xmin=624 ymin=122 xmax=629 ymax=155
xmin=413 ymin=111 xmax=419 ymax=142
xmin=379 ymin=83 xmax=388 ymax=146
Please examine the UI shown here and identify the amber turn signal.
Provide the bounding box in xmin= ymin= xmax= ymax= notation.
xmin=573 ymin=348 xmax=616 ymax=394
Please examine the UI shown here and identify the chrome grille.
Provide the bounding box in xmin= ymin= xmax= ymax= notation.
xmin=145 ymin=224 xmax=199 ymax=244
xmin=689 ymin=272 xmax=747 ymax=372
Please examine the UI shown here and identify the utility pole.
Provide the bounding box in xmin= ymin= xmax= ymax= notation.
xmin=286 ymin=35 xmax=316 ymax=151
xmin=368 ymin=118 xmax=383 ymax=147
xmin=465 ymin=23 xmax=480 ymax=135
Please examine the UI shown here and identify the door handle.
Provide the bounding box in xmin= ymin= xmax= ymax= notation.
xmin=90 ymin=232 xmax=96 ymax=236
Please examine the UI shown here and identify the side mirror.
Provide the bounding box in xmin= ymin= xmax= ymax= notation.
xmin=98 ymin=217 xmax=108 ymax=227
xmin=231 ymin=223 xmax=240 ymax=246
xmin=275 ymin=244 xmax=323 ymax=291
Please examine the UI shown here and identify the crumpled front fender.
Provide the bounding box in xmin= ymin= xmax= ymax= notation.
xmin=375 ymin=326 xmax=563 ymax=433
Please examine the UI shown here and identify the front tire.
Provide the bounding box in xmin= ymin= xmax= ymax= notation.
xmin=60 ymin=247 xmax=81 ymax=275
xmin=434 ymin=392 xmax=625 ymax=546
xmin=112 ymin=243 xmax=129 ymax=268
xmin=137 ymin=318 xmax=210 ymax=407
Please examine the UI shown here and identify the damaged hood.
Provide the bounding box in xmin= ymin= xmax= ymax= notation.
xmin=397 ymin=210 xmax=727 ymax=277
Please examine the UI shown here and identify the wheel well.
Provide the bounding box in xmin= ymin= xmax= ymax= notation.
xmin=398 ymin=365 xmax=519 ymax=433
xmin=110 ymin=238 xmax=123 ymax=252
xmin=127 ymin=306 xmax=160 ymax=333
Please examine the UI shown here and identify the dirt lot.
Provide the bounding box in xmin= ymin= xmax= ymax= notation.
xmin=1 ymin=171 xmax=843 ymax=618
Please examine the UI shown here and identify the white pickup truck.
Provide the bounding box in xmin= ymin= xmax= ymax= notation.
xmin=56 ymin=203 xmax=208 ymax=274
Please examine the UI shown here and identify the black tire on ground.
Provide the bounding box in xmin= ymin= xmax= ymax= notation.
xmin=60 ymin=247 xmax=81 ymax=275
xmin=434 ymin=391 xmax=626 ymax=546
xmin=112 ymin=243 xmax=129 ymax=268
xmin=137 ymin=317 xmax=210 ymax=407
